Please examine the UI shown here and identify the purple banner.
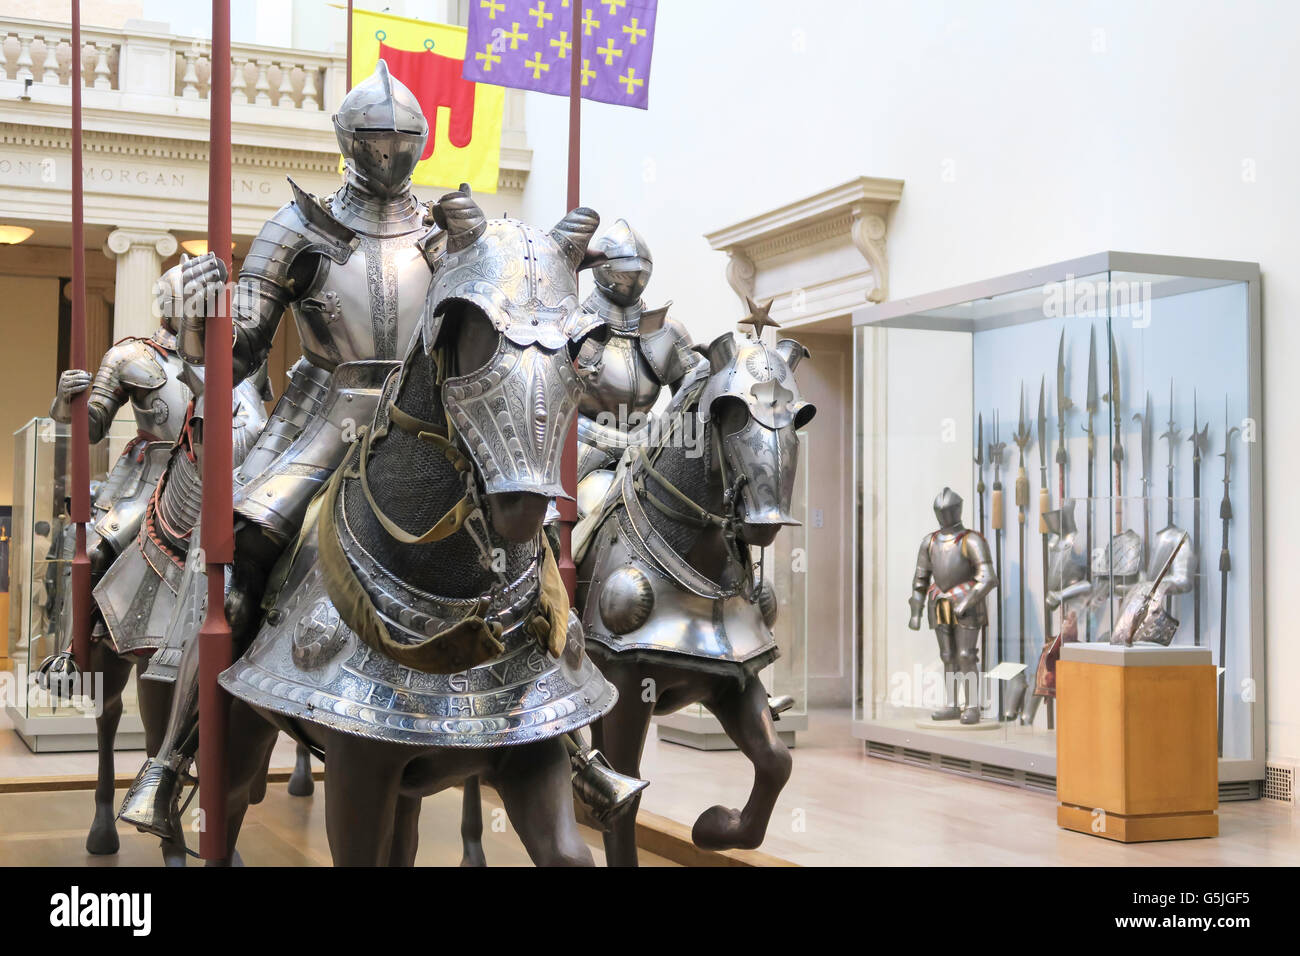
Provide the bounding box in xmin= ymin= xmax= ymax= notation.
xmin=463 ymin=0 xmax=657 ymax=110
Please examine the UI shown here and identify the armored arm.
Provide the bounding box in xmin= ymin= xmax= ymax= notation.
xmin=908 ymin=536 xmax=932 ymax=630
xmin=952 ymin=532 xmax=998 ymax=616
xmin=50 ymin=343 xmax=144 ymax=443
xmin=177 ymin=199 xmax=332 ymax=383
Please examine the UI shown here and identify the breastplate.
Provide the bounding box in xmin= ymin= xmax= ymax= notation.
xmin=928 ymin=531 xmax=978 ymax=592
xmin=293 ymin=231 xmax=428 ymax=368
xmin=129 ymin=350 xmax=191 ymax=442
xmin=578 ymin=332 xmax=663 ymax=420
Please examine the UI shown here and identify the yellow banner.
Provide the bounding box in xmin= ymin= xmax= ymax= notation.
xmin=349 ymin=9 xmax=503 ymax=194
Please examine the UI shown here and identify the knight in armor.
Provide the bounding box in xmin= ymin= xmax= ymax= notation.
xmin=48 ymin=268 xmax=193 ymax=589
xmin=908 ymin=488 xmax=998 ymax=725
xmin=568 ymin=219 xmax=703 ymax=518
xmin=119 ymin=60 xmax=433 ymax=836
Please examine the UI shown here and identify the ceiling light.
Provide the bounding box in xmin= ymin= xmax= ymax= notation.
xmin=180 ymin=239 xmax=236 ymax=256
xmin=0 ymin=225 xmax=35 ymax=244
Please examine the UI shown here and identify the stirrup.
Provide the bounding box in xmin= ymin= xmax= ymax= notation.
xmin=118 ymin=759 xmax=193 ymax=841
xmin=570 ymin=749 xmax=649 ymax=828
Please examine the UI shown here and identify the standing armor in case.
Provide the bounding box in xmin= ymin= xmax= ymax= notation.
xmin=1031 ymin=504 xmax=1089 ymax=700
xmin=908 ymin=488 xmax=999 ymax=725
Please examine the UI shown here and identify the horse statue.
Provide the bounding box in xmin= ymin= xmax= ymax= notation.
xmin=573 ymin=326 xmax=815 ymax=865
xmin=211 ymin=192 xmax=618 ymax=865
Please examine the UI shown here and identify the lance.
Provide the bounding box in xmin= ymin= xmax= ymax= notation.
xmin=1134 ymin=391 xmax=1154 ymax=569
xmin=198 ymin=0 xmax=234 ymax=862
xmin=1005 ymin=384 xmax=1033 ymax=720
xmin=68 ymin=1 xmax=92 ymax=674
xmin=974 ymin=413 xmax=987 ymax=676
xmin=1036 ymin=377 xmax=1053 ymax=728
xmin=1082 ymin=325 xmax=1098 ymax=641
xmin=1188 ymin=392 xmax=1210 ymax=646
xmin=988 ymin=412 xmax=1007 ymax=714
xmin=556 ymin=0 xmax=584 ymax=603
xmin=1217 ymin=398 xmax=1239 ymax=756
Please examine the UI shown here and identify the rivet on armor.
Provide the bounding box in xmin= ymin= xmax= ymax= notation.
xmin=598 ymin=565 xmax=654 ymax=635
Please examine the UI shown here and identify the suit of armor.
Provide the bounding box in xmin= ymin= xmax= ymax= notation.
xmin=569 ymin=220 xmax=701 ymax=517
xmin=49 ymin=310 xmax=192 ymax=569
xmin=908 ymin=488 xmax=998 ymax=724
xmin=119 ymin=60 xmax=434 ymax=834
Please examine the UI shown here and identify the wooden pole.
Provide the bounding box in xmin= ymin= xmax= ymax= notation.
xmin=198 ymin=0 xmax=234 ymax=863
xmin=557 ymin=1 xmax=582 ymax=603
xmin=69 ymin=1 xmax=91 ymax=675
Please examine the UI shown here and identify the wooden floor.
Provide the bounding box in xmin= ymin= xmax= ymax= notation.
xmin=0 ymin=783 xmax=678 ymax=867
xmin=2 ymin=707 xmax=1297 ymax=866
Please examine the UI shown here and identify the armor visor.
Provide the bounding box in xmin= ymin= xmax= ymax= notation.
xmin=335 ymin=126 xmax=426 ymax=197
xmin=442 ymin=337 xmax=582 ymax=499
xmin=594 ymin=255 xmax=652 ymax=304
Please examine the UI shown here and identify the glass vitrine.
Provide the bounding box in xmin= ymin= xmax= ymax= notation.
xmin=850 ymin=253 xmax=1263 ymax=792
xmin=7 ymin=416 xmax=146 ymax=753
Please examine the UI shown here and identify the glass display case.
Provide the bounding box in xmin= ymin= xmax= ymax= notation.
xmin=7 ymin=416 xmax=146 ymax=753
xmin=654 ymin=427 xmax=811 ymax=749
xmin=850 ymin=253 xmax=1264 ymax=795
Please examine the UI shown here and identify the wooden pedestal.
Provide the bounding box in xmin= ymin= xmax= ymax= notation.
xmin=1056 ymin=643 xmax=1218 ymax=843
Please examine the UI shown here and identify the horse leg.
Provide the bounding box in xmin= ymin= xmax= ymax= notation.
xmin=495 ymin=737 xmax=593 ymax=867
xmin=590 ymin=660 xmax=656 ymax=867
xmin=248 ymin=732 xmax=276 ymax=806
xmin=86 ymin=641 xmax=134 ymax=855
xmin=694 ymin=676 xmax=792 ymax=851
xmin=288 ymin=741 xmax=315 ymax=796
xmin=388 ymin=794 xmax=422 ymax=867
xmin=135 ymin=663 xmax=188 ymax=866
xmin=459 ymin=777 xmax=486 ymax=867
xmin=321 ymin=729 xmax=407 ymax=866
xmin=213 ymin=697 xmax=280 ymax=866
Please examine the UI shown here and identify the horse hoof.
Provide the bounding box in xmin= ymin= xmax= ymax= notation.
xmin=287 ymin=769 xmax=315 ymax=797
xmin=691 ymin=805 xmax=762 ymax=851
xmin=161 ymin=841 xmax=187 ymax=867
xmin=85 ymin=817 xmax=120 ymax=856
xmin=459 ymin=847 xmax=487 ymax=867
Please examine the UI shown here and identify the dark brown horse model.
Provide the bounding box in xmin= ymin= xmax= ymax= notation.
xmin=212 ymin=194 xmax=619 ymax=865
xmin=576 ymin=330 xmax=815 ymax=865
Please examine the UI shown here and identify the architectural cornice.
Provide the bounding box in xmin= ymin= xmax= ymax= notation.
xmin=705 ymin=176 xmax=904 ymax=317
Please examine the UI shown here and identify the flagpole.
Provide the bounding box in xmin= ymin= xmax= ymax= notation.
xmin=557 ymin=0 xmax=582 ymax=602
xmin=68 ymin=0 xmax=91 ymax=675
xmin=198 ymin=0 xmax=234 ymax=863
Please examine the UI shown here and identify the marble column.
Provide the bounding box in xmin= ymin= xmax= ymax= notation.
xmin=102 ymin=229 xmax=177 ymax=340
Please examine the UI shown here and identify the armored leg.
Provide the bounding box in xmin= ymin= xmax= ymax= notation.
xmin=954 ymin=625 xmax=982 ymax=724
xmin=931 ymin=625 xmax=960 ymax=720
xmin=119 ymin=525 xmax=280 ymax=840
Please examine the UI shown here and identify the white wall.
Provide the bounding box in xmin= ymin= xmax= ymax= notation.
xmin=518 ymin=0 xmax=1299 ymax=762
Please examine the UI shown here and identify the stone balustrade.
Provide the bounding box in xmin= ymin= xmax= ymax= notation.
xmin=0 ymin=16 xmax=344 ymax=113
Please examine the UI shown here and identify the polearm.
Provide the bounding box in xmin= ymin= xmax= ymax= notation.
xmin=1007 ymin=384 xmax=1032 ymax=719
xmin=1082 ymin=325 xmax=1098 ymax=641
xmin=198 ymin=0 xmax=234 ymax=863
xmin=1160 ymin=381 xmax=1180 ymax=527
xmin=1133 ymin=391 xmax=1153 ymax=569
xmin=1217 ymin=399 xmax=1239 ymax=756
xmin=1189 ymin=392 xmax=1209 ymax=646
xmin=1055 ymin=329 xmax=1071 ymax=503
xmin=1105 ymin=328 xmax=1124 ymax=552
xmin=974 ymin=413 xmax=986 ymax=679
xmin=69 ymin=1 xmax=92 ymax=674
xmin=1036 ymin=377 xmax=1052 ymax=728
xmin=988 ymin=413 xmax=1006 ymax=713
xmin=556 ymin=0 xmax=583 ymax=604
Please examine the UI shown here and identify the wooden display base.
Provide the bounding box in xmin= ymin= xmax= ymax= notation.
xmin=1056 ymin=643 xmax=1218 ymax=844
xmin=1057 ymin=802 xmax=1219 ymax=843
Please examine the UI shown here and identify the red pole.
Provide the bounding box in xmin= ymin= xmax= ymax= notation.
xmin=68 ymin=1 xmax=91 ymax=675
xmin=346 ymin=0 xmax=354 ymax=92
xmin=199 ymin=0 xmax=234 ymax=863
xmin=557 ymin=0 xmax=582 ymax=602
